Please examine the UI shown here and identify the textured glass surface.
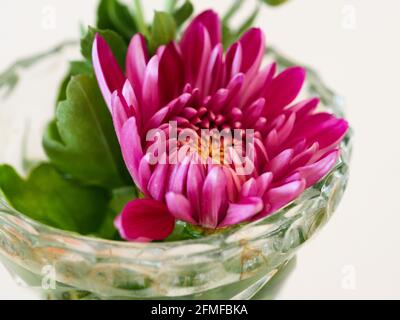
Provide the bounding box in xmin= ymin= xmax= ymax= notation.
xmin=0 ymin=43 xmax=352 ymax=300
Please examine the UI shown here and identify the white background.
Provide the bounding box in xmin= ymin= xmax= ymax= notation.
xmin=0 ymin=0 xmax=399 ymax=299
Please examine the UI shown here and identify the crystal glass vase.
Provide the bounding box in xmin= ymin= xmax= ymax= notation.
xmin=0 ymin=42 xmax=352 ymax=300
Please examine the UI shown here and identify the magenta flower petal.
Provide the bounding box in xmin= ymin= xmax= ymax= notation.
xmin=225 ymin=42 xmax=243 ymax=81
xmin=120 ymin=117 xmax=143 ymax=186
xmin=141 ymin=56 xmax=160 ymax=123
xmin=166 ymin=193 xmax=197 ymax=224
xmin=189 ymin=10 xmax=222 ymax=46
xmin=203 ymin=44 xmax=224 ymax=96
xmin=263 ymin=179 xmax=306 ymax=214
xmin=243 ymin=98 xmax=266 ymax=127
xmin=290 ymin=142 xmax=319 ymax=169
xmin=219 ymin=197 xmax=264 ymax=227
xmin=238 ymin=28 xmax=265 ymax=77
xmin=159 ymin=43 xmax=184 ymax=105
xmin=186 ymin=162 xmax=205 ymax=219
xmin=290 ymin=97 xmax=320 ymax=119
xmin=126 ymin=34 xmax=148 ymax=99
xmin=200 ymin=167 xmax=227 ymax=228
xmin=92 ymin=34 xmax=125 ymax=110
xmin=137 ymin=155 xmax=152 ymax=196
xmin=122 ymin=80 xmax=140 ymax=120
xmin=255 ymin=172 xmax=274 ymax=197
xmin=264 ymin=66 xmax=306 ymax=116
xmin=240 ymin=177 xmax=257 ymax=198
xmin=115 ymin=199 xmax=175 ymax=242
xmin=316 ymin=119 xmax=349 ymax=149
xmin=241 ymin=62 xmax=276 ymax=108
xmin=147 ymin=163 xmax=169 ymax=201
xmin=298 ymin=150 xmax=340 ymax=187
xmin=267 ymin=149 xmax=294 ymax=179
xmin=111 ymin=91 xmax=130 ymax=140
xmin=167 ymin=156 xmax=191 ymax=194
xmin=181 ymin=22 xmax=212 ymax=88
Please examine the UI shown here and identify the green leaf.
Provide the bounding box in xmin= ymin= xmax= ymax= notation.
xmin=56 ymin=60 xmax=93 ymax=103
xmin=43 ymin=74 xmax=129 ymax=189
xmin=0 ymin=164 xmax=110 ymax=234
xmin=165 ymin=0 xmax=178 ymax=13
xmin=164 ymin=221 xmax=205 ymax=242
xmin=173 ymin=1 xmax=194 ymax=28
xmin=150 ymin=11 xmax=176 ymax=53
xmin=80 ymin=26 xmax=127 ymax=70
xmin=222 ymin=24 xmax=235 ymax=49
xmin=97 ymin=0 xmax=137 ymax=42
xmin=261 ymin=0 xmax=289 ymax=6
xmin=96 ymin=186 xmax=138 ymax=240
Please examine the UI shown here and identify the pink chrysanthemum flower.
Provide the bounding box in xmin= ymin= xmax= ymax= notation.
xmin=93 ymin=10 xmax=348 ymax=241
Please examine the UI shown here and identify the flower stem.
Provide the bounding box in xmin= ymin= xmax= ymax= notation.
xmin=223 ymin=0 xmax=245 ymax=24
xmin=133 ymin=0 xmax=150 ymax=38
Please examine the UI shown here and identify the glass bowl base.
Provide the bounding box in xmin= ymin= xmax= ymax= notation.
xmin=1 ymin=253 xmax=295 ymax=300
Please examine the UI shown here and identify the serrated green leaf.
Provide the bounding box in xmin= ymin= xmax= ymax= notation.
xmin=97 ymin=0 xmax=137 ymax=42
xmin=43 ymin=74 xmax=129 ymax=189
xmin=0 ymin=164 xmax=110 ymax=234
xmin=150 ymin=11 xmax=176 ymax=53
xmin=173 ymin=1 xmax=194 ymax=28
xmin=56 ymin=60 xmax=93 ymax=103
xmin=80 ymin=26 xmax=127 ymax=70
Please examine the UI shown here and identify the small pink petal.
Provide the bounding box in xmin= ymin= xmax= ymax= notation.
xmin=115 ymin=199 xmax=175 ymax=242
